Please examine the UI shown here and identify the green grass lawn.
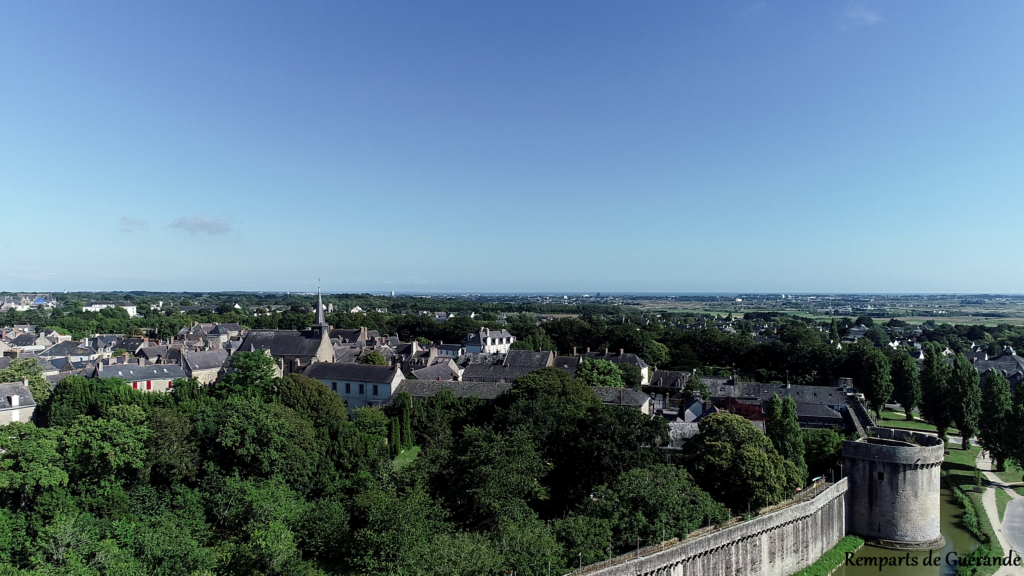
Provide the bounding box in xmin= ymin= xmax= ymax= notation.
xmin=393 ymin=446 xmax=421 ymax=470
xmin=877 ymin=410 xmax=959 ymax=436
xmin=942 ymin=446 xmax=1004 ymax=576
xmin=990 ymin=462 xmax=1024 ymax=486
xmin=996 ymin=488 xmax=1012 ymax=522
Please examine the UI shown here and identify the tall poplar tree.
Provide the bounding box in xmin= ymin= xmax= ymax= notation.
xmin=919 ymin=343 xmax=954 ymax=443
xmin=979 ymin=371 xmax=1013 ymax=471
xmin=885 ymin=347 xmax=921 ymax=420
xmin=765 ymin=394 xmax=807 ymax=485
xmin=949 ymin=353 xmax=981 ymax=450
xmin=855 ymin=344 xmax=892 ymax=419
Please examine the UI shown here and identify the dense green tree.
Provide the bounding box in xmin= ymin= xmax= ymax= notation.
xmin=885 ymin=347 xmax=921 ymax=420
xmin=949 ymin=353 xmax=982 ymax=450
xmin=347 ymin=486 xmax=447 ymax=576
xmin=919 ymin=343 xmax=955 ymax=443
xmin=360 ymin=351 xmax=389 ymax=366
xmin=865 ymin=325 xmax=889 ymax=348
xmin=576 ymin=358 xmax=624 ymax=387
xmin=765 ymin=395 xmax=806 ymax=485
xmin=978 ymin=371 xmax=1013 ymax=471
xmin=684 ymin=369 xmax=710 ymax=400
xmin=585 ymin=465 xmax=729 ymax=552
xmin=684 ymin=413 xmax=792 ymax=511
xmin=219 ymin=351 xmax=277 ymax=396
xmin=389 ymin=417 xmax=401 ymax=458
xmin=0 ymin=358 xmax=51 ymax=405
xmin=802 ymin=428 xmax=843 ymax=481
xmin=617 ymin=363 xmax=643 ymax=390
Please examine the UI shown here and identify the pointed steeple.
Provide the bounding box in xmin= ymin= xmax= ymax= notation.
xmin=316 ymin=285 xmax=327 ymax=327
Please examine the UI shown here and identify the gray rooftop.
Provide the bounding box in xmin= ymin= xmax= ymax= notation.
xmin=0 ymin=381 xmax=36 ymax=411
xmin=239 ymin=329 xmax=326 ymax=357
xmin=97 ymin=364 xmax=187 ymax=381
xmin=389 ymin=379 xmax=512 ymax=402
xmin=304 ymin=362 xmax=401 ymax=384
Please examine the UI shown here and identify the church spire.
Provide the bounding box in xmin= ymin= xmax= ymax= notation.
xmin=316 ymin=284 xmax=327 ymax=327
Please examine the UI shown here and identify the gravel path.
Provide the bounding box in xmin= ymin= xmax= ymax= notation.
xmin=976 ymin=452 xmax=1024 ymax=575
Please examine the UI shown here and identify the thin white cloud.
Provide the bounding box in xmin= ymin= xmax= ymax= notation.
xmin=169 ymin=215 xmax=233 ymax=235
xmin=846 ymin=6 xmax=881 ymax=26
xmin=119 ymin=216 xmax=147 ymax=233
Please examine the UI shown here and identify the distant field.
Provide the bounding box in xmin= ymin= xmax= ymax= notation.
xmin=631 ymin=300 xmax=1024 ymax=326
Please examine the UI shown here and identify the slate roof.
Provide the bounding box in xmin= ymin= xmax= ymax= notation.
xmin=592 ymin=386 xmax=651 ymax=408
xmin=410 ymin=363 xmax=459 ymax=381
xmin=97 ymin=364 xmax=187 ymax=381
xmin=304 ymin=362 xmax=401 ymax=384
xmin=792 ymin=402 xmax=844 ymax=420
xmin=39 ymin=341 xmax=97 ymax=358
xmin=553 ymin=356 xmax=580 ymax=375
xmin=437 ymin=344 xmax=464 ymax=353
xmin=118 ymin=338 xmax=148 ymax=353
xmin=239 ymin=330 xmax=326 ymax=357
xmin=184 ymin=349 xmax=229 ymax=372
xmin=11 ymin=334 xmax=44 ymax=347
xmin=333 ymin=345 xmax=363 ymax=364
xmin=461 ymin=363 xmax=540 ymax=382
xmin=210 ymin=323 xmax=243 ymax=335
xmin=711 ymin=382 xmax=847 ymax=405
xmin=330 ymin=328 xmax=366 ymax=343
xmin=139 ymin=346 xmax=169 ymax=361
xmin=581 ymin=350 xmax=649 ymax=369
xmin=503 ymin=350 xmax=554 ymax=368
xmin=458 ymin=352 xmax=503 ymax=366
xmin=0 ymin=381 xmax=36 ymax=411
xmin=649 ymin=370 xmax=688 ymax=388
xmin=389 ymin=380 xmax=512 ymax=402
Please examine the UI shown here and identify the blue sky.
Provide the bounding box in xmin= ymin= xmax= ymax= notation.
xmin=1 ymin=2 xmax=1022 ymax=293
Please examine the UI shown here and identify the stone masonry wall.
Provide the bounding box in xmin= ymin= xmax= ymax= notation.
xmin=843 ymin=428 xmax=944 ymax=547
xmin=578 ymin=478 xmax=848 ymax=576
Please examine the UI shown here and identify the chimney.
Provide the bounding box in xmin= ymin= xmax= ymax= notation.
xmin=572 ymin=347 xmax=577 ymax=356
xmin=604 ymin=348 xmax=609 ymax=356
xmin=138 ymin=356 xmax=146 ymax=367
xmin=619 ymin=348 xmax=624 ymax=356
xmin=586 ymin=347 xmax=590 ymax=354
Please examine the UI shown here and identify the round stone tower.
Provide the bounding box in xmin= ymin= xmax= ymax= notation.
xmin=842 ymin=427 xmax=945 ymax=549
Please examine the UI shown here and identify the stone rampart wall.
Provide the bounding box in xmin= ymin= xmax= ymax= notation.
xmin=578 ymin=478 xmax=848 ymax=576
xmin=843 ymin=428 xmax=944 ymax=547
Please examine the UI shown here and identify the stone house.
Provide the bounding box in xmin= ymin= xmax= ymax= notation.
xmin=462 ymin=328 xmax=516 ymax=354
xmin=0 ymin=379 xmax=37 ymax=425
xmin=303 ymin=362 xmax=404 ymax=410
xmin=183 ymin=349 xmax=230 ymax=384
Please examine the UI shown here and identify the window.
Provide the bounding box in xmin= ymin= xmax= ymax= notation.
xmin=878 ymin=472 xmax=884 ymax=481
xmin=11 ymin=410 xmax=19 ymax=422
xmin=332 ymin=382 xmax=337 ymax=392
xmin=373 ymin=384 xmax=379 ymax=396
xmin=345 ymin=383 xmax=351 ymax=393
xmin=359 ymin=384 xmax=364 ymax=394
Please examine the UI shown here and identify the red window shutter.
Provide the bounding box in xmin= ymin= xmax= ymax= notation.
xmin=147 ymin=381 xmax=152 ymax=390
xmin=133 ymin=382 xmax=138 ymax=389
xmin=168 ymin=381 xmax=173 ymax=388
